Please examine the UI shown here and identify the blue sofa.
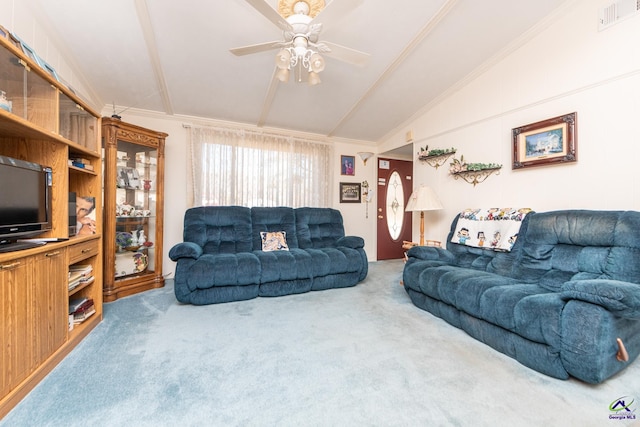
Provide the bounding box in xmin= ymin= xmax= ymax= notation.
xmin=169 ymin=206 xmax=368 ymax=305
xmin=403 ymin=209 xmax=640 ymax=383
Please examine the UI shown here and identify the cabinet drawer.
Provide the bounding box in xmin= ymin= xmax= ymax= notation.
xmin=68 ymin=240 xmax=99 ymax=264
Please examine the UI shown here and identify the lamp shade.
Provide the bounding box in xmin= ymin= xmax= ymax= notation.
xmin=309 ymin=53 xmax=325 ymax=73
xmin=275 ymin=49 xmax=291 ymax=70
xmin=357 ymin=151 xmax=374 ymax=165
xmin=308 ymin=71 xmax=321 ymax=85
xmin=276 ymin=67 xmax=290 ymax=82
xmin=406 ymin=185 xmax=443 ymax=212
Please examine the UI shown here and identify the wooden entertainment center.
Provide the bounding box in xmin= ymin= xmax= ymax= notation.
xmin=0 ymin=36 xmax=102 ymax=417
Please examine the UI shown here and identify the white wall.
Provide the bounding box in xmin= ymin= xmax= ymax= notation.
xmin=384 ymin=0 xmax=640 ymax=245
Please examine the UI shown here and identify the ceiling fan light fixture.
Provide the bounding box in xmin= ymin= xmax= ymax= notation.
xmin=275 ymin=48 xmax=292 ymax=69
xmin=308 ymin=71 xmax=321 ymax=86
xmin=309 ymin=52 xmax=325 ymax=73
xmin=276 ymin=67 xmax=290 ymax=82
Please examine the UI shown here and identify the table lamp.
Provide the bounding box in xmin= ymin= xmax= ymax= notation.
xmin=405 ymin=185 xmax=443 ymax=245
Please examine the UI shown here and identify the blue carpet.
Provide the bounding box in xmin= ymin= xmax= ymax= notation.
xmin=2 ymin=260 xmax=639 ymax=426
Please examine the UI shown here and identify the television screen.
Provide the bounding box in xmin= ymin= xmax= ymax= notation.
xmin=0 ymin=163 xmax=46 ymax=225
xmin=0 ymin=155 xmax=52 ymax=246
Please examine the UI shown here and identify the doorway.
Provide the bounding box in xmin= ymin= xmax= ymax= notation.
xmin=376 ymin=157 xmax=413 ymax=260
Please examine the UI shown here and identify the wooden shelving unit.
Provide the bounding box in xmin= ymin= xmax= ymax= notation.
xmin=0 ymin=36 xmax=103 ymax=418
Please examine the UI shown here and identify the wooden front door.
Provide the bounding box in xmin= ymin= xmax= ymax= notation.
xmin=376 ymin=158 xmax=413 ymax=260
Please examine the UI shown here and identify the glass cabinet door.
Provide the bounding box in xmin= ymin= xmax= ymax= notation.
xmin=102 ymin=116 xmax=166 ymax=302
xmin=114 ymin=140 xmax=158 ymax=279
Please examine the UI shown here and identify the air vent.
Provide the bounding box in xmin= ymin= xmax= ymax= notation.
xmin=598 ymin=0 xmax=640 ymax=30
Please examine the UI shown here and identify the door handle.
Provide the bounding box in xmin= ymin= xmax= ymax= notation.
xmin=378 ymin=215 xmax=384 ymax=219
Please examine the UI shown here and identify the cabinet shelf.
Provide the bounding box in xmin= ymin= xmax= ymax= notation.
xmin=68 ymin=279 xmax=94 ymax=297
xmin=0 ymin=109 xmax=100 ymax=160
xmin=67 ymin=311 xmax=100 ymax=342
xmin=69 ymin=165 xmax=98 ymax=175
xmin=116 ymin=216 xmax=152 ymax=222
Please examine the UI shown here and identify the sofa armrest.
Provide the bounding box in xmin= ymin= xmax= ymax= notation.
xmin=406 ymin=246 xmax=456 ymax=263
xmin=337 ymin=236 xmax=364 ymax=249
xmin=560 ymin=279 xmax=640 ymax=319
xmin=169 ymin=242 xmax=203 ymax=261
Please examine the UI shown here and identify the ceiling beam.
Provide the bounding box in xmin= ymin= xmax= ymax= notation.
xmin=134 ymin=0 xmax=173 ymax=115
xmin=327 ymin=0 xmax=460 ymax=139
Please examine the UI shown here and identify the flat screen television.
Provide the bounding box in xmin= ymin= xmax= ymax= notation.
xmin=0 ymin=155 xmax=53 ymax=253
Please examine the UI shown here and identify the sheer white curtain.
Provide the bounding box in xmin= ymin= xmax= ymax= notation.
xmin=187 ymin=126 xmax=331 ymax=208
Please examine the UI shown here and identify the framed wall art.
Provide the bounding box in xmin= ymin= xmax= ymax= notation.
xmin=339 ymin=182 xmax=361 ymax=203
xmin=341 ymin=155 xmax=355 ymax=176
xmin=512 ymin=112 xmax=577 ymax=170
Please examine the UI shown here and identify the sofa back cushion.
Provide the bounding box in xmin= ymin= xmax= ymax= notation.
xmin=515 ymin=210 xmax=640 ymax=291
xmin=183 ymin=206 xmax=253 ymax=254
xmin=445 ymin=212 xmax=531 ymax=277
xmin=251 ymin=207 xmax=299 ymax=250
xmin=295 ymin=208 xmax=345 ymax=249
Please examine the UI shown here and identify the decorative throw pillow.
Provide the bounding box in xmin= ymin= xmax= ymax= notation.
xmin=260 ymin=231 xmax=289 ymax=251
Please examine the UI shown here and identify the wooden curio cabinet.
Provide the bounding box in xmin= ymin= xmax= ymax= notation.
xmin=102 ymin=117 xmax=166 ymax=302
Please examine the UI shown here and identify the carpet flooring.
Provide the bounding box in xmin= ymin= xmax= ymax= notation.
xmin=2 ymin=260 xmax=639 ymax=426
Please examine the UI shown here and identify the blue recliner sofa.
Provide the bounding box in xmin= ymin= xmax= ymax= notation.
xmin=403 ymin=209 xmax=640 ymax=383
xmin=169 ymin=206 xmax=368 ymax=305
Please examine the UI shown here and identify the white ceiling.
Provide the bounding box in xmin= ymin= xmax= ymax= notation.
xmin=30 ymin=0 xmax=568 ymax=143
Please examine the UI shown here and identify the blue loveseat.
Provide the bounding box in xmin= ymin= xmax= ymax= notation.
xmin=169 ymin=206 xmax=368 ymax=305
xmin=403 ymin=209 xmax=640 ymax=383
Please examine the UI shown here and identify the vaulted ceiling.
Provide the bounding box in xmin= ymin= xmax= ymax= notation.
xmin=29 ymin=0 xmax=568 ymax=142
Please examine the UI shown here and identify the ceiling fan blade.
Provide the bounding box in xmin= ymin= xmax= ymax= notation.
xmin=311 ymin=0 xmax=363 ymax=30
xmin=257 ymin=67 xmax=281 ymax=127
xmin=230 ymin=41 xmax=285 ymax=56
xmin=316 ymin=41 xmax=370 ymax=67
xmin=244 ymin=0 xmax=292 ymax=32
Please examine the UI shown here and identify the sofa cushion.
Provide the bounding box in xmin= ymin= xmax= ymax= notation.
xmin=513 ymin=210 xmax=640 ymax=290
xmin=253 ymin=248 xmax=313 ymax=282
xmin=301 ymin=247 xmax=363 ymax=276
xmin=513 ymin=292 xmax=565 ymax=348
xmin=561 ymin=279 xmax=640 ymax=319
xmin=436 ymin=270 xmax=520 ymax=315
xmin=252 ymin=207 xmax=299 ymax=250
xmin=444 ymin=212 xmax=532 ymax=278
xmin=183 ymin=206 xmax=253 ymax=254
xmin=188 ymin=253 xmax=261 ymax=288
xmin=296 ymin=207 xmax=345 ymax=249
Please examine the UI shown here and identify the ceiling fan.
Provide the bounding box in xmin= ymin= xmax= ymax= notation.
xmin=230 ymin=0 xmax=370 ymax=85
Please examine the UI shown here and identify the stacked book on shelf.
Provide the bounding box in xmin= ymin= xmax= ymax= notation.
xmin=69 ymin=297 xmax=95 ymax=325
xmin=68 ymin=264 xmax=94 ymax=291
xmin=68 ymin=157 xmax=95 ymax=171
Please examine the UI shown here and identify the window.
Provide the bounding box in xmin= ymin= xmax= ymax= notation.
xmin=187 ymin=126 xmax=331 ymax=208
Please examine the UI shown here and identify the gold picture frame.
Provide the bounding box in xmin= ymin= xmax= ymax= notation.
xmin=512 ymin=112 xmax=577 ymax=169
